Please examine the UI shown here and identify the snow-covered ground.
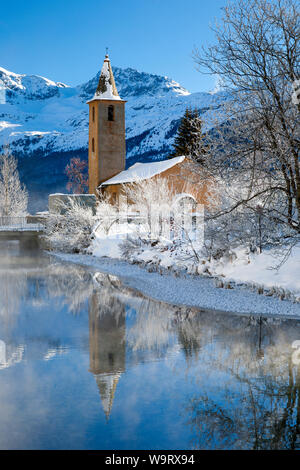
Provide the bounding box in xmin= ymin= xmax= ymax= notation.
xmin=53 ymin=252 xmax=300 ymax=318
xmin=72 ymin=212 xmax=300 ymax=318
xmin=47 ymin=199 xmax=300 ymax=317
xmin=90 ymin=221 xmax=299 ymax=293
xmin=211 ymin=246 xmax=300 ymax=297
xmin=91 ymin=226 xmax=133 ymax=259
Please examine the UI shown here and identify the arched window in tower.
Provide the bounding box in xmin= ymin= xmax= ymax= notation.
xmin=92 ymin=106 xmax=95 ymax=122
xmin=92 ymin=138 xmax=95 ymax=153
xmin=108 ymin=105 xmax=114 ymax=121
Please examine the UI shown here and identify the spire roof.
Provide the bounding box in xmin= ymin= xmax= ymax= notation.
xmin=95 ymin=372 xmax=121 ymax=420
xmin=92 ymin=54 xmax=121 ymax=101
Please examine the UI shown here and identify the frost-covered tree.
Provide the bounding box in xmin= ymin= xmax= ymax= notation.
xmin=93 ymin=193 xmax=120 ymax=235
xmin=121 ymin=176 xmax=176 ymax=238
xmin=193 ymin=0 xmax=300 ymax=253
xmin=202 ymin=176 xmax=286 ymax=260
xmin=119 ymin=176 xmax=203 ymax=264
xmin=43 ymin=197 xmax=95 ymax=253
xmin=0 ymin=149 xmax=28 ymax=216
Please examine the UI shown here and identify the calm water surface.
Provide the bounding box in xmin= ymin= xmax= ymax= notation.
xmin=0 ymin=241 xmax=300 ymax=450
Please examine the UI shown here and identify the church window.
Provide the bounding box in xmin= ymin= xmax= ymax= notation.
xmin=92 ymin=106 xmax=95 ymax=122
xmin=92 ymin=138 xmax=95 ymax=153
xmin=108 ymin=105 xmax=114 ymax=121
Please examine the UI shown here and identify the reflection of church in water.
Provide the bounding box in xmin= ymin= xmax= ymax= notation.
xmin=88 ymin=292 xmax=126 ymax=420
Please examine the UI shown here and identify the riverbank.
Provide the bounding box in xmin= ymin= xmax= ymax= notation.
xmin=53 ymin=252 xmax=300 ymax=319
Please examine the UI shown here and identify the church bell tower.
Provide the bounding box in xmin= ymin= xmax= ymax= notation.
xmin=87 ymin=54 xmax=126 ymax=195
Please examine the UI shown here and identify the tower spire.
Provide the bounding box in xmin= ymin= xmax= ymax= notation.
xmin=94 ymin=53 xmax=120 ymax=100
xmin=95 ymin=372 xmax=121 ymax=421
xmin=87 ymin=53 xmax=126 ymax=195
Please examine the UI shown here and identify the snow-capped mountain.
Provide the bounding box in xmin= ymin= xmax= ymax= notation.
xmin=0 ymin=65 xmax=228 ymax=210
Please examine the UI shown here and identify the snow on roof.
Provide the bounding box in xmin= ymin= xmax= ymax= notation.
xmin=101 ymin=155 xmax=185 ymax=186
xmin=87 ymin=54 xmax=122 ymax=102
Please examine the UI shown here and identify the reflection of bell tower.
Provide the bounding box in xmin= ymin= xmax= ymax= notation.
xmin=89 ymin=292 xmax=126 ymax=420
xmin=87 ymin=54 xmax=126 ymax=195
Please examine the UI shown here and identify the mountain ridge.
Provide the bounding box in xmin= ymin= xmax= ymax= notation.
xmin=0 ymin=65 xmax=228 ymax=210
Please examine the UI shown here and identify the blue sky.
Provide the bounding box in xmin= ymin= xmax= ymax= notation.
xmin=1 ymin=0 xmax=226 ymax=93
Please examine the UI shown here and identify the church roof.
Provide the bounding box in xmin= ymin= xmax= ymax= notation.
xmin=100 ymin=155 xmax=185 ymax=186
xmin=88 ymin=54 xmax=122 ymax=102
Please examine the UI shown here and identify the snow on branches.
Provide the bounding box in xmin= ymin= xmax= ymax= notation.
xmin=43 ymin=197 xmax=95 ymax=253
xmin=0 ymin=147 xmax=28 ymax=216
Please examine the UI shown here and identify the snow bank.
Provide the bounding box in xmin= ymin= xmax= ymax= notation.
xmin=90 ymin=222 xmax=137 ymax=259
xmin=91 ymin=234 xmax=124 ymax=259
xmin=212 ymin=246 xmax=300 ymax=296
xmin=52 ymin=252 xmax=300 ymax=318
xmin=89 ymin=224 xmax=300 ymax=306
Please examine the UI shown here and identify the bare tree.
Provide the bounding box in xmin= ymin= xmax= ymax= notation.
xmin=93 ymin=193 xmax=120 ymax=235
xmin=121 ymin=176 xmax=176 ymax=238
xmin=0 ymin=148 xmax=28 ymax=216
xmin=193 ymin=0 xmax=300 ymax=251
xmin=43 ymin=197 xmax=95 ymax=253
xmin=65 ymin=157 xmax=88 ymax=194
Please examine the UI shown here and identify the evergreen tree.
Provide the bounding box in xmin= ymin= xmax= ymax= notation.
xmin=170 ymin=107 xmax=193 ymax=157
xmin=170 ymin=107 xmax=208 ymax=164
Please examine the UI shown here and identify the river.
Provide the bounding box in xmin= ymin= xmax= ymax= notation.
xmin=0 ymin=241 xmax=300 ymax=450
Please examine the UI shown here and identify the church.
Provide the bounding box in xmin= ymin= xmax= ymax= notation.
xmin=87 ymin=54 xmax=214 ymax=209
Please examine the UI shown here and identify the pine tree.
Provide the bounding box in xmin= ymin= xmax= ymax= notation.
xmin=170 ymin=107 xmax=208 ymax=164
xmin=186 ymin=108 xmax=208 ymax=164
xmin=170 ymin=107 xmax=193 ymax=157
